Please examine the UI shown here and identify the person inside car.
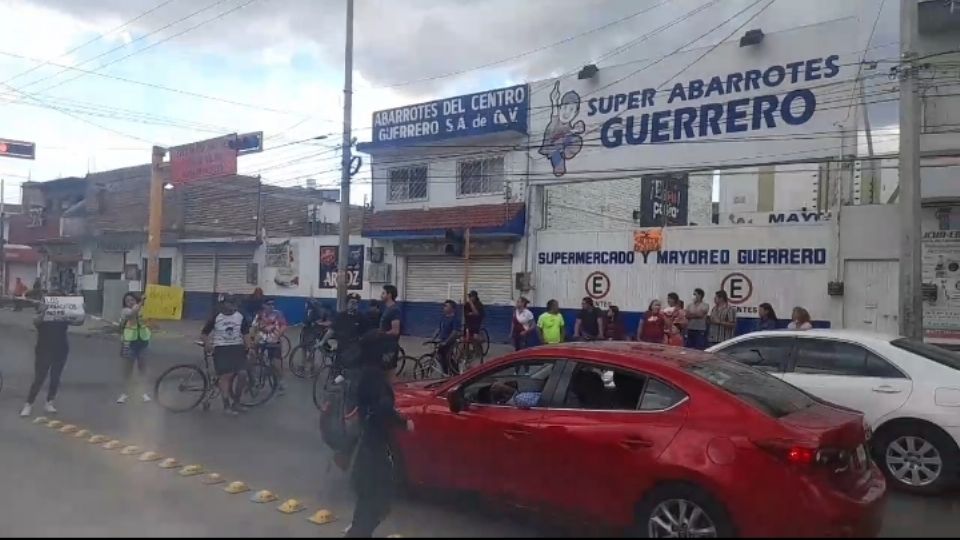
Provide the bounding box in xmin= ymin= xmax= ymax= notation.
xmin=489 ymin=380 xmax=541 ymax=409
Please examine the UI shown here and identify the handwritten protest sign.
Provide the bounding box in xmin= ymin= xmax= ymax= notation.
xmin=142 ymin=285 xmax=184 ymax=321
xmin=42 ymin=296 xmax=85 ymax=323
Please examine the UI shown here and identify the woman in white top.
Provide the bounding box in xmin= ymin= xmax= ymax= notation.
xmin=787 ymin=306 xmax=814 ymax=330
xmin=511 ymin=297 xmax=535 ymax=351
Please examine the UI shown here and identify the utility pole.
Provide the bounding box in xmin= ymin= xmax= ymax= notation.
xmin=462 ymin=228 xmax=471 ymax=326
xmin=899 ymin=0 xmax=923 ymax=339
xmin=147 ymin=146 xmax=166 ymax=286
xmin=336 ymin=0 xmax=355 ymax=311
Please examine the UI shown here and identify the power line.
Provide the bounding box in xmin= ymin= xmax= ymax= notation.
xmin=0 ymin=0 xmax=179 ymax=87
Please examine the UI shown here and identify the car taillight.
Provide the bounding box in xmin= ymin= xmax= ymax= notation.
xmin=754 ymin=439 xmax=851 ymax=471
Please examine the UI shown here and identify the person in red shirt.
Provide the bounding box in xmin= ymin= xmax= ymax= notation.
xmin=637 ymin=300 xmax=667 ymax=343
xmin=604 ymin=305 xmax=628 ymax=340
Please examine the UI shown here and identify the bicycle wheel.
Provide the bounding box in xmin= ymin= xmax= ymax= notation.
xmin=479 ymin=328 xmax=491 ymax=357
xmin=279 ymin=335 xmax=292 ymax=367
xmin=233 ymin=362 xmax=278 ymax=407
xmin=288 ymin=344 xmax=316 ymax=379
xmin=395 ymin=354 xmax=408 ymax=378
xmin=414 ymin=354 xmax=443 ymax=380
xmin=312 ymin=366 xmax=335 ymax=410
xmin=155 ymin=364 xmax=208 ymax=412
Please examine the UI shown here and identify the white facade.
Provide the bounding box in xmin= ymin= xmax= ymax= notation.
xmin=255 ymin=235 xmax=373 ymax=299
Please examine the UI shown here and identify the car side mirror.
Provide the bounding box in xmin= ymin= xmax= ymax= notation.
xmin=448 ymin=388 xmax=467 ymax=414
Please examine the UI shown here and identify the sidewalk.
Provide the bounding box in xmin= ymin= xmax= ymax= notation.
xmin=0 ymin=307 xmax=515 ymax=359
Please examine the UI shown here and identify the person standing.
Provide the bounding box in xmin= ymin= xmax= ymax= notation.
xmin=757 ymin=303 xmax=779 ymax=331
xmin=511 ymin=297 xmax=535 ymax=350
xmin=12 ymin=277 xmax=28 ymax=311
xmin=433 ymin=300 xmax=462 ymax=376
xmin=117 ymin=292 xmax=152 ymax=404
xmin=242 ymin=287 xmax=266 ymax=323
xmin=708 ymin=290 xmax=738 ymax=347
xmin=252 ymin=298 xmax=288 ymax=394
xmin=537 ymin=299 xmax=565 ymax=345
xmin=200 ymin=296 xmax=251 ymax=416
xmin=685 ymin=288 xmax=709 ymax=350
xmin=346 ymin=349 xmax=415 ymax=538
xmin=20 ymin=295 xmax=84 ymax=417
xmin=663 ymin=292 xmax=687 ymax=330
xmin=378 ymin=285 xmax=402 ymax=376
xmin=637 ymin=300 xmax=667 ymax=343
xmin=574 ymin=297 xmax=604 ymax=341
xmin=464 ymin=290 xmax=485 ymax=343
xmin=787 ymin=306 xmax=813 ymax=330
xmin=604 ymin=305 xmax=628 ymax=341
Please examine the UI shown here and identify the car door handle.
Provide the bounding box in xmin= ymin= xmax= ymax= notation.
xmin=620 ymin=437 xmax=654 ymax=450
xmin=503 ymin=428 xmax=531 ymax=440
xmin=872 ymin=385 xmax=902 ymax=394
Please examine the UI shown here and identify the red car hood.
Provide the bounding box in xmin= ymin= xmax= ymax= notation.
xmin=394 ymin=379 xmax=445 ymax=406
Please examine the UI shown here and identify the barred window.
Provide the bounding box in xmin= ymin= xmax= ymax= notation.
xmin=388 ymin=165 xmax=428 ymax=202
xmin=458 ymin=157 xmax=505 ymax=196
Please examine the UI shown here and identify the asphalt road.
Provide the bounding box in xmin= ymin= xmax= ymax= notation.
xmin=0 ymin=311 xmax=958 ymax=537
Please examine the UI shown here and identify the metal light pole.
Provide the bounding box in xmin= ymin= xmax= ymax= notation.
xmin=336 ymin=0 xmax=355 ymax=311
xmin=147 ymin=146 xmax=166 ymax=286
xmin=899 ymin=0 xmax=923 ymax=339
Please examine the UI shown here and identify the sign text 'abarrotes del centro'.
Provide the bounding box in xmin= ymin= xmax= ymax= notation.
xmin=370 ymin=84 xmax=529 ymax=147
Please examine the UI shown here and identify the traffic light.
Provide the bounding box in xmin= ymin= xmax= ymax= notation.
xmin=0 ymin=138 xmax=35 ymax=160
xmin=444 ymin=228 xmax=465 ymax=257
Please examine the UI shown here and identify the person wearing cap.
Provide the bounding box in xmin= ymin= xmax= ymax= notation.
xmin=201 ymin=296 xmax=252 ymax=415
xmin=464 ymin=290 xmax=485 ymax=354
xmin=320 ymin=293 xmax=366 ymax=369
xmin=252 ymin=298 xmax=288 ymax=394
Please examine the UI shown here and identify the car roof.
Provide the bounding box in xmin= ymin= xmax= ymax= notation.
xmin=529 ymin=341 xmax=714 ymax=369
xmin=722 ymin=328 xmax=899 ymax=346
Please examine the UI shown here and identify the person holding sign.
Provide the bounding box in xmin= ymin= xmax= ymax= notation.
xmin=117 ymin=293 xmax=152 ymax=404
xmin=20 ymin=294 xmax=84 ymax=417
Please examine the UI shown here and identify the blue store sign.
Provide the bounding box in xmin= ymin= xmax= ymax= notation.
xmin=368 ymin=84 xmax=528 ymax=148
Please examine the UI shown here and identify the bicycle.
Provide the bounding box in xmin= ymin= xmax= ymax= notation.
xmin=289 ymin=334 xmax=337 ymax=380
xmin=395 ymin=341 xmax=449 ymax=380
xmin=234 ymin=343 xmax=280 ymax=408
xmin=455 ymin=327 xmax=491 ymax=367
xmin=154 ymin=341 xmax=230 ymax=412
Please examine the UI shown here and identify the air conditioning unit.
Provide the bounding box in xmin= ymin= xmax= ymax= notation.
xmin=368 ymin=246 xmax=385 ymax=263
xmin=368 ymin=263 xmax=392 ymax=283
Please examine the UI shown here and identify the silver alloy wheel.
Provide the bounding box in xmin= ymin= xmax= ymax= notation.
xmin=886 ymin=435 xmax=943 ymax=487
xmin=647 ymin=499 xmax=718 ymax=538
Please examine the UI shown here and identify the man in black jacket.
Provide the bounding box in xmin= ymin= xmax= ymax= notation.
xmin=346 ymin=330 xmax=414 ymax=538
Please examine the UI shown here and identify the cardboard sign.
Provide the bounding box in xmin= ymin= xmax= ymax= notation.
xmin=143 ymin=285 xmax=184 ymax=320
xmin=633 ymin=229 xmax=663 ymax=253
xmin=42 ymin=296 xmax=85 ymax=323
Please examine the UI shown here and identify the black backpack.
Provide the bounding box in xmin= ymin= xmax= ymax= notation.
xmin=319 ymin=374 xmax=362 ymax=459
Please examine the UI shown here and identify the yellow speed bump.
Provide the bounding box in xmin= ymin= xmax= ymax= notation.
xmin=387 ymin=535 xmax=405 ymax=538
xmin=73 ymin=429 xmax=91 ymax=438
xmin=307 ymin=509 xmax=336 ymax=525
xmin=201 ymin=473 xmax=224 ymax=485
xmin=58 ymin=424 xmax=77 ymax=434
xmin=224 ymin=481 xmax=250 ymax=494
xmin=32 ymin=416 xmax=49 ymax=424
xmin=250 ymin=490 xmax=278 ymax=504
xmin=102 ymin=440 xmax=123 ymax=450
xmin=178 ymin=465 xmax=204 ymax=477
xmin=277 ymin=499 xmax=305 ymax=514
xmin=46 ymin=420 xmax=63 ymax=429
xmin=138 ymin=451 xmax=162 ymax=462
xmin=120 ymin=445 xmax=141 ymax=456
xmin=88 ymin=434 xmax=108 ymax=444
xmin=158 ymin=458 xmax=179 ymax=469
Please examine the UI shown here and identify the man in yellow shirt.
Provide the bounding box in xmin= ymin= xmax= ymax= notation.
xmin=537 ymin=299 xmax=566 ymax=345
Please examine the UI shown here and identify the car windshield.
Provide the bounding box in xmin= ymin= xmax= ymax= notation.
xmin=891 ymin=338 xmax=960 ymax=371
xmin=685 ymin=357 xmax=816 ymax=418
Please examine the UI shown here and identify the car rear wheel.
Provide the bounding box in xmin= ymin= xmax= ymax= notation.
xmin=875 ymin=422 xmax=959 ymax=495
xmin=633 ymin=484 xmax=734 ymax=538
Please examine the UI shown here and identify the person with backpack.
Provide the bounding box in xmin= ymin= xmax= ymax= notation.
xmin=318 ymin=324 xmax=412 ymax=538
xmin=117 ymin=292 xmax=152 ymax=404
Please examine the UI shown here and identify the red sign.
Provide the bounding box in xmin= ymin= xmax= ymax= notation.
xmin=584 ymin=271 xmax=611 ymax=300
xmin=169 ymin=135 xmax=237 ymax=184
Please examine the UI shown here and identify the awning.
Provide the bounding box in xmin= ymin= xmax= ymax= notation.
xmin=1 ymin=244 xmax=40 ymax=263
xmin=362 ymin=202 xmax=525 ymax=239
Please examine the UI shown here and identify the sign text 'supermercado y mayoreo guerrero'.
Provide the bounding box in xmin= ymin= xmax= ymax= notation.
xmin=529 ymin=19 xmax=859 ymax=177
xmin=368 ymin=84 xmax=529 ymax=147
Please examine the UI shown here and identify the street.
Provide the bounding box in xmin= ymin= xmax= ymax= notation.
xmin=0 ymin=311 xmax=958 ymax=537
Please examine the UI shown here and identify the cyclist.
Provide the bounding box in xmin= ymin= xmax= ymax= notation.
xmin=200 ymin=295 xmax=251 ymax=416
xmin=302 ymin=297 xmax=332 ymax=347
xmin=464 ymin=290 xmax=485 ymax=351
xmin=319 ymin=293 xmax=366 ymax=369
xmin=252 ymin=298 xmax=288 ymax=394
xmin=378 ymin=285 xmax=402 ymax=378
xmin=434 ymin=300 xmax=462 ymax=376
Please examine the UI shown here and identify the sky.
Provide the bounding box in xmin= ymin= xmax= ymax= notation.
xmin=0 ymin=0 xmax=901 ymax=205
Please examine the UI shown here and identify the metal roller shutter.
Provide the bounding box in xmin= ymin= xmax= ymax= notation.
xmin=182 ymin=255 xmax=215 ymax=292
xmin=405 ymin=256 xmax=513 ymax=305
xmin=215 ymin=254 xmax=253 ymax=294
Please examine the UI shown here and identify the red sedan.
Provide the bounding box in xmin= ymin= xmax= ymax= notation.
xmin=391 ymin=342 xmax=887 ymax=537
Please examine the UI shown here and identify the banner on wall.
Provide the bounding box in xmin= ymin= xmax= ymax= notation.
xmin=266 ymin=240 xmax=300 ymax=288
xmin=922 ymin=207 xmax=960 ymax=340
xmin=319 ymin=245 xmax=364 ymax=290
xmin=265 ymin=241 xmax=292 ymax=268
xmin=640 ymin=174 xmax=688 ymax=227
xmin=143 ymin=285 xmax=183 ymax=320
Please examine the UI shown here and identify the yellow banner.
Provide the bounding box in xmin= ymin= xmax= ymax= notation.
xmin=143 ymin=285 xmax=184 ymax=320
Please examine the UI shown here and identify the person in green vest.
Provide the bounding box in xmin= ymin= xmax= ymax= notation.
xmin=117 ymin=292 xmax=152 ymax=404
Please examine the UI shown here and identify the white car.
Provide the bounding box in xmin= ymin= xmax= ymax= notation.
xmin=708 ymin=329 xmax=960 ymax=494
